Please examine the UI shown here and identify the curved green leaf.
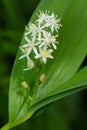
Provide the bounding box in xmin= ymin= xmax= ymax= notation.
xmin=1 ymin=66 xmax=87 ymax=130
xmin=9 ymin=0 xmax=74 ymax=122
xmin=35 ymin=0 xmax=87 ymax=101
xmin=1 ymin=0 xmax=87 ymax=130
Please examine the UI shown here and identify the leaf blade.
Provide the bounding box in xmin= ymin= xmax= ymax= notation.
xmin=8 ymin=0 xmax=87 ymax=128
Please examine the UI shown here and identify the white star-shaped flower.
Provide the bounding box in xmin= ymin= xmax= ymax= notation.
xmin=29 ymin=23 xmax=38 ymax=37
xmin=28 ymin=23 xmax=45 ymax=39
xmin=38 ymin=31 xmax=51 ymax=48
xmin=36 ymin=24 xmax=45 ymax=39
xmin=19 ymin=46 xmax=30 ymax=60
xmin=36 ymin=10 xmax=49 ymax=25
xmin=35 ymin=47 xmax=53 ymax=64
xmin=23 ymin=36 xmax=38 ymax=55
xmin=46 ymin=13 xmax=62 ymax=32
xmin=19 ymin=10 xmax=62 ymax=71
xmin=38 ymin=31 xmax=58 ymax=49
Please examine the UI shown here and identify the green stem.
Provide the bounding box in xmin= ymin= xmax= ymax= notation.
xmin=32 ymin=63 xmax=42 ymax=103
xmin=0 ymin=111 xmax=34 ymax=130
xmin=0 ymin=123 xmax=11 ymax=130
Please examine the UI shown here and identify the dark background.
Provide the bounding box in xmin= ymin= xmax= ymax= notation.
xmin=0 ymin=0 xmax=87 ymax=130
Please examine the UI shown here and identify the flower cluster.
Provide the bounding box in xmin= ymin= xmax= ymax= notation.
xmin=19 ymin=10 xmax=62 ymax=71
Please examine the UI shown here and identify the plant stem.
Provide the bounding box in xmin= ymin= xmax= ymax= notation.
xmin=0 ymin=123 xmax=11 ymax=130
xmin=0 ymin=111 xmax=33 ymax=130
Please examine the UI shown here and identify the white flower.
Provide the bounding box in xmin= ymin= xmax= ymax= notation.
xmin=23 ymin=36 xmax=38 ymax=55
xmin=35 ymin=47 xmax=53 ymax=64
xmin=19 ymin=10 xmax=62 ymax=71
xmin=28 ymin=23 xmax=45 ymax=39
xmin=36 ymin=10 xmax=49 ymax=25
xmin=38 ymin=31 xmax=58 ymax=49
xmin=35 ymin=23 xmax=45 ymax=39
xmin=23 ymin=58 xmax=35 ymax=71
xmin=38 ymin=31 xmax=51 ymax=48
xmin=29 ymin=23 xmax=38 ymax=37
xmin=46 ymin=13 xmax=62 ymax=32
xmin=24 ymin=23 xmax=38 ymax=37
xmin=19 ymin=46 xmax=30 ymax=60
xmin=49 ymin=34 xmax=59 ymax=49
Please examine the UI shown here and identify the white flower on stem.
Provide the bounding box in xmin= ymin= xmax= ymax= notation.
xmin=19 ymin=46 xmax=30 ymax=60
xmin=36 ymin=10 xmax=49 ymax=25
xmin=28 ymin=23 xmax=45 ymax=39
xmin=23 ymin=58 xmax=35 ymax=71
xmin=46 ymin=13 xmax=62 ymax=32
xmin=29 ymin=23 xmax=38 ymax=37
xmin=25 ymin=23 xmax=38 ymax=37
xmin=38 ymin=31 xmax=58 ymax=49
xmin=38 ymin=31 xmax=51 ymax=48
xmin=35 ymin=23 xmax=45 ymax=39
xmin=19 ymin=10 xmax=62 ymax=71
xmin=35 ymin=47 xmax=53 ymax=64
xmin=23 ymin=36 xmax=38 ymax=55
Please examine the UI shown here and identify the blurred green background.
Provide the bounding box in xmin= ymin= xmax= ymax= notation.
xmin=0 ymin=0 xmax=87 ymax=130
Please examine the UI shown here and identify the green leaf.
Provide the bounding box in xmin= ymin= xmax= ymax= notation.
xmin=1 ymin=66 xmax=87 ymax=130
xmin=34 ymin=0 xmax=87 ymax=101
xmin=18 ymin=66 xmax=87 ymax=119
xmin=34 ymin=66 xmax=87 ymax=109
xmin=9 ymin=0 xmax=74 ymax=122
xmin=1 ymin=0 xmax=87 ymax=129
